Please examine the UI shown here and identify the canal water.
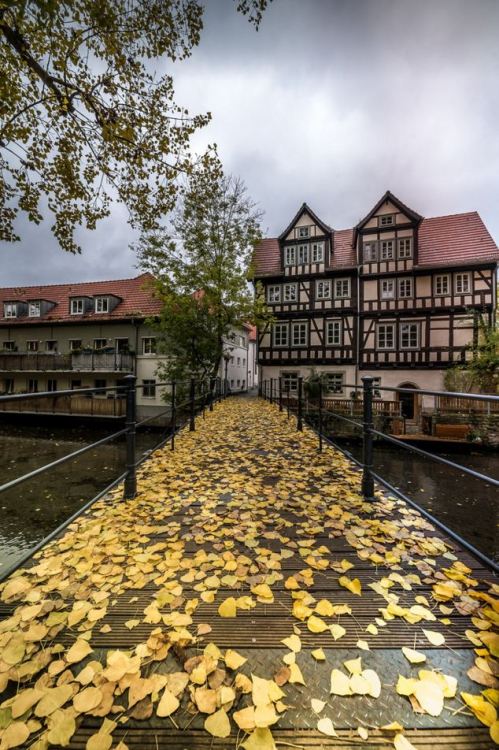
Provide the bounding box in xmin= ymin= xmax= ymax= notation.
xmin=0 ymin=421 xmax=497 ymax=573
xmin=0 ymin=422 xmax=164 ymax=574
xmin=337 ymin=438 xmax=498 ymax=562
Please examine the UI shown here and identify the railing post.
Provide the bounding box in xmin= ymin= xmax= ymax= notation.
xmin=123 ymin=373 xmax=137 ymax=500
xmin=209 ymin=378 xmax=215 ymax=411
xmin=297 ymin=377 xmax=303 ymax=431
xmin=270 ymin=377 xmax=274 ymax=405
xmin=171 ymin=381 xmax=176 ymax=451
xmin=287 ymin=384 xmax=290 ymax=418
xmin=279 ymin=377 xmax=283 ymax=412
xmin=361 ymin=375 xmax=375 ymax=500
xmin=318 ymin=380 xmax=323 ymax=452
xmin=189 ymin=378 xmax=196 ymax=431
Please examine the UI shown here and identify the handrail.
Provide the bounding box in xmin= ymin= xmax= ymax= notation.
xmin=261 ymin=377 xmax=499 ymax=572
xmin=0 ymin=427 xmax=128 ymax=495
xmin=0 ymin=376 xmax=224 ymax=502
xmin=340 ymin=382 xmax=499 ymax=402
xmin=370 ymin=428 xmax=499 ymax=489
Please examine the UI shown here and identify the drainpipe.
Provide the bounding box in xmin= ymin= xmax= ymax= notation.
xmin=355 ymin=265 xmax=361 ymax=393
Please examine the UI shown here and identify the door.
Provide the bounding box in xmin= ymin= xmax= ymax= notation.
xmin=398 ymin=382 xmax=418 ymax=419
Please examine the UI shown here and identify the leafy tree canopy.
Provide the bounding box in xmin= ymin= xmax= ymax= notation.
xmin=444 ymin=313 xmax=499 ymax=394
xmin=135 ymin=159 xmax=270 ymax=382
xmin=0 ymin=0 xmax=269 ymax=253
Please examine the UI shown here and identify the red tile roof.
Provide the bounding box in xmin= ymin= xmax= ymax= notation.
xmin=332 ymin=229 xmax=356 ymax=268
xmin=417 ymin=212 xmax=499 ymax=267
xmin=247 ymin=324 xmax=257 ymax=342
xmin=252 ymin=238 xmax=281 ymax=277
xmin=253 ymin=209 xmax=498 ymax=277
xmin=0 ymin=273 xmax=162 ymax=325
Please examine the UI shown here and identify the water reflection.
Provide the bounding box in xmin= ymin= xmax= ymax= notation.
xmin=0 ymin=422 xmax=164 ymax=572
xmin=339 ymin=438 xmax=499 ymax=561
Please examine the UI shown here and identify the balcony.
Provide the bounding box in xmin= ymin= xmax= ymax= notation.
xmin=0 ymin=351 xmax=134 ymax=372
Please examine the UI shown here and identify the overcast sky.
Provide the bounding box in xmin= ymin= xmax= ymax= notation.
xmin=3 ymin=0 xmax=499 ymax=285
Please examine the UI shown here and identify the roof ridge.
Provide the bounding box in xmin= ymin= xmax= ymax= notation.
xmin=421 ymin=211 xmax=479 ymax=222
xmin=0 ymin=272 xmax=152 ymax=292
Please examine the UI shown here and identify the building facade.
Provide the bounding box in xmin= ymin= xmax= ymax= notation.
xmin=0 ymin=273 xmax=168 ymax=419
xmin=218 ymin=323 xmax=258 ymax=392
xmin=0 ymin=273 xmax=258 ymax=417
xmin=253 ymin=192 xmax=498 ymax=417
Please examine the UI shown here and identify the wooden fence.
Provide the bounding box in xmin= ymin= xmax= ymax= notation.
xmin=0 ymin=394 xmax=126 ymax=417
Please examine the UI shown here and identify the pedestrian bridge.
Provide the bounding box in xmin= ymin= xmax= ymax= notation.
xmin=0 ymin=397 xmax=496 ymax=749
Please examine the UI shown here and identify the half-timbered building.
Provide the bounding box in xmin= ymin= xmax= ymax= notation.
xmin=253 ymin=191 xmax=498 ymax=417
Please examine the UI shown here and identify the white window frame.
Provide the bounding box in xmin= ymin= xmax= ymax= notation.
xmin=45 ymin=340 xmax=58 ymax=352
xmin=283 ymin=283 xmax=297 ymax=302
xmin=4 ymin=303 xmax=17 ymax=319
xmin=142 ymin=337 xmax=157 ymax=355
xmin=363 ymin=242 xmax=377 ymax=262
xmin=398 ymin=278 xmax=413 ymax=298
xmin=311 ymin=242 xmax=324 ymax=263
xmin=400 ymin=322 xmax=419 ymax=350
xmin=70 ymin=298 xmax=84 ymax=315
xmin=291 ymin=321 xmax=307 ymax=347
xmin=273 ymin=322 xmax=289 ymax=348
xmin=28 ymin=301 xmax=41 ymax=317
xmin=284 ymin=246 xmax=296 ymax=266
xmin=380 ymin=240 xmax=394 ymax=260
xmin=281 ymin=371 xmax=298 ymax=393
xmin=381 ymin=279 xmax=395 ymax=299
xmin=326 ymin=319 xmax=342 ymax=346
xmin=377 ymin=323 xmax=395 ymax=350
xmin=267 ymin=285 xmax=281 ymax=303
xmin=142 ymin=379 xmax=156 ymax=398
xmin=379 ymin=214 xmax=395 ymax=226
xmin=316 ymin=280 xmax=331 ymax=300
xmin=93 ymin=338 xmax=107 ymax=350
xmin=26 ymin=340 xmax=39 ymax=352
xmin=47 ymin=379 xmax=58 ymax=392
xmin=3 ymin=341 xmax=16 ymax=352
xmin=334 ymin=278 xmax=351 ymax=299
xmin=297 ymin=244 xmax=309 ymax=265
xmin=434 ymin=274 xmax=450 ymax=296
xmin=298 ymin=226 xmax=310 ymax=238
xmin=455 ymin=272 xmax=471 ymax=294
xmin=325 ymin=373 xmax=344 ymax=395
xmin=69 ymin=339 xmax=82 ymax=351
xmin=95 ymin=296 xmax=109 ymax=313
xmin=398 ymin=237 xmax=412 ymax=259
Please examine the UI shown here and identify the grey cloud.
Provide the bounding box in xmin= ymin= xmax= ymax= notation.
xmin=2 ymin=0 xmax=499 ymax=284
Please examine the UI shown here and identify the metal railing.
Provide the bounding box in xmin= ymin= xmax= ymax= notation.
xmin=0 ymin=375 xmax=226 ymax=583
xmin=0 ymin=350 xmax=134 ymax=372
xmin=261 ymin=376 xmax=499 ymax=573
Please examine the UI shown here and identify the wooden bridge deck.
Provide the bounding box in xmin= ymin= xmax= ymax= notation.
xmin=0 ymin=397 xmax=497 ymax=749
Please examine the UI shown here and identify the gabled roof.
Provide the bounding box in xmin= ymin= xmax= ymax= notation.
xmin=356 ymin=190 xmax=422 ymax=230
xmin=252 ymin=200 xmax=499 ymax=278
xmin=278 ymin=202 xmax=332 ymax=241
xmin=0 ymin=273 xmax=162 ymax=324
xmin=252 ymin=230 xmax=356 ymax=277
xmin=417 ymin=212 xmax=499 ymax=267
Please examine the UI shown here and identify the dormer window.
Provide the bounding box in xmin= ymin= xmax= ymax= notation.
xmin=311 ymin=242 xmax=324 ymax=263
xmin=4 ymin=303 xmax=17 ymax=319
xmin=284 ymin=246 xmax=296 ymax=266
xmin=28 ymin=301 xmax=41 ymax=317
xmin=297 ymin=244 xmax=309 ymax=264
xmin=379 ymin=214 xmax=395 ymax=226
xmin=95 ymin=296 xmax=109 ymax=313
xmin=70 ymin=298 xmax=84 ymax=315
xmin=298 ymin=226 xmax=309 ymax=238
